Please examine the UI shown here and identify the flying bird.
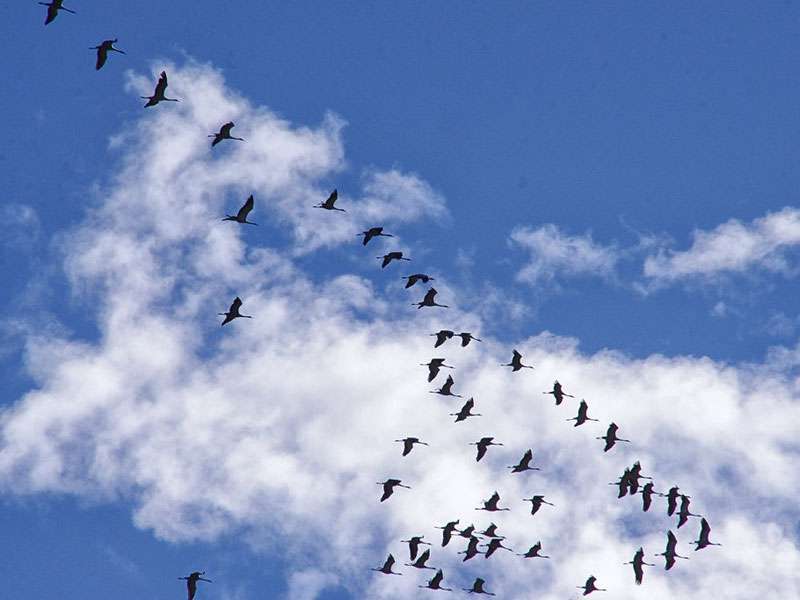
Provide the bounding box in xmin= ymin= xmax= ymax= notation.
xmin=464 ymin=578 xmax=495 ymax=596
xmin=141 ymin=71 xmax=179 ymax=107
xmin=477 ymin=523 xmax=503 ymax=539
xmin=470 ymin=438 xmax=503 ymax=462
xmin=459 ymin=536 xmax=482 ymax=562
xmin=91 ymin=39 xmax=125 ymax=70
xmin=404 ymin=548 xmax=435 ymax=570
xmin=377 ymin=478 xmax=410 ymax=502
xmin=414 ymin=288 xmax=448 ymax=309
xmin=597 ymin=422 xmax=630 ymax=452
xmin=457 ymin=332 xmax=482 ymax=346
xmin=421 ymin=358 xmax=453 ymax=382
xmin=218 ymin=297 xmax=252 ymax=326
xmin=435 ymin=520 xmax=459 ymax=547
xmin=431 ymin=374 xmax=461 ymax=397
xmin=315 ymin=189 xmax=345 ymax=211
xmin=502 ymin=349 xmax=534 ymax=371
xmin=450 ymin=397 xmax=481 ymax=422
xmin=476 ymin=491 xmax=509 ymax=512
xmin=567 ymin=400 xmax=599 ymax=427
xmin=694 ymin=518 xmax=721 ymax=550
xmin=578 ymin=575 xmax=607 ymax=595
xmin=403 ymin=273 xmax=435 ymax=288
xmin=508 ymin=449 xmax=540 ymax=473
xmin=431 ymin=329 xmax=455 ymax=348
xmin=419 ymin=569 xmax=452 ymax=592
xmin=378 ymin=251 xmax=410 ymax=268
xmin=666 ymin=486 xmax=683 ymax=516
xmin=518 ymin=541 xmax=550 ymax=559
xmin=222 ymin=194 xmax=257 ymax=225
xmin=523 ymin=495 xmax=554 ymax=516
xmin=609 ymin=468 xmax=632 ymax=499
xmin=640 ymin=482 xmax=663 ymax=512
xmin=401 ymin=534 xmax=431 ymax=560
xmin=209 ymin=122 xmax=244 ymax=147
xmin=179 ymin=572 xmax=212 ymax=600
xmin=372 ymin=554 xmax=402 ymax=575
xmin=358 ymin=226 xmax=392 ymax=246
xmin=394 ymin=437 xmax=428 ymax=457
xmin=40 ymin=0 xmax=75 ymax=25
xmin=482 ymin=538 xmax=513 ymax=558
xmin=655 ymin=530 xmax=688 ymax=570
xmin=543 ymin=380 xmax=574 ymax=406
xmin=458 ymin=524 xmax=476 ymax=539
xmin=677 ymin=494 xmax=701 ymax=528
xmin=624 ymin=547 xmax=654 ymax=585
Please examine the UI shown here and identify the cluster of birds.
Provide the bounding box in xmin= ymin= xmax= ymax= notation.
xmin=36 ymin=2 xmax=721 ymax=598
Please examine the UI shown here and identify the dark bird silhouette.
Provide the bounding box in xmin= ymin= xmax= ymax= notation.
xmin=655 ymin=530 xmax=688 ymax=570
xmin=91 ymin=39 xmax=125 ymax=70
xmin=401 ymin=536 xmax=431 ymax=561
xmin=677 ymin=494 xmax=701 ymax=528
xmin=483 ymin=538 xmax=512 ymax=558
xmin=179 ymin=572 xmax=212 ymax=600
xmin=209 ymin=122 xmax=244 ymax=147
xmin=508 ymin=449 xmax=540 ymax=473
xmin=431 ymin=329 xmax=455 ymax=348
xmin=378 ymin=251 xmax=410 ymax=268
xmin=394 ymin=437 xmax=428 ymax=457
xmin=543 ymin=380 xmax=574 ymax=406
xmin=315 ymin=189 xmax=345 ymax=212
xmin=404 ymin=273 xmax=435 ymax=288
xmin=597 ymin=422 xmax=630 ymax=452
xmin=435 ymin=520 xmax=459 ymax=547
xmin=476 ymin=491 xmax=509 ymax=512
xmin=405 ymin=548 xmax=435 ymax=570
xmin=419 ymin=569 xmax=452 ymax=592
xmin=459 ymin=536 xmax=482 ymax=562
xmin=141 ymin=71 xmax=179 ymax=107
xmin=218 ymin=297 xmax=252 ymax=326
xmin=470 ymin=438 xmax=503 ymax=462
xmin=40 ymin=0 xmax=75 ymax=25
xmin=694 ymin=518 xmax=721 ymax=550
xmin=523 ymin=495 xmax=554 ymax=516
xmin=222 ymin=194 xmax=257 ymax=225
xmin=624 ymin=547 xmax=654 ymax=585
xmin=372 ymin=554 xmax=402 ymax=575
xmin=477 ymin=523 xmax=503 ymax=539
xmin=422 ymin=358 xmax=453 ymax=382
xmin=377 ymin=478 xmax=410 ymax=502
xmin=666 ymin=486 xmax=683 ymax=516
xmin=567 ymin=400 xmax=599 ymax=427
xmin=431 ymin=374 xmax=461 ymax=397
xmin=458 ymin=524 xmax=476 ymax=539
xmin=414 ymin=288 xmax=448 ymax=309
xmin=518 ymin=541 xmax=550 ymax=559
xmin=625 ymin=462 xmax=650 ymax=495
xmin=579 ymin=575 xmax=607 ymax=595
xmin=609 ymin=468 xmax=632 ymax=499
xmin=458 ymin=332 xmax=482 ymax=346
xmin=450 ymin=397 xmax=481 ymax=422
xmin=464 ymin=578 xmax=495 ymax=596
xmin=359 ymin=226 xmax=392 ymax=246
xmin=640 ymin=482 xmax=663 ymax=512
xmin=502 ymin=349 xmax=534 ymax=371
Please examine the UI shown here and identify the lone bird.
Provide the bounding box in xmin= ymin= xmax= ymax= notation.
xmin=222 ymin=195 xmax=257 ymax=225
xmin=179 ymin=572 xmax=212 ymax=600
xmin=567 ymin=400 xmax=599 ymax=427
xmin=470 ymin=438 xmax=503 ymax=462
xmin=378 ymin=251 xmax=410 ymax=268
xmin=459 ymin=536 xmax=482 ymax=562
xmin=523 ymin=495 xmax=554 ymax=516
xmin=458 ymin=332 xmax=482 ymax=346
xmin=377 ymin=478 xmax=410 ymax=502
xmin=359 ymin=226 xmax=392 ymax=246
xmin=482 ymin=538 xmax=513 ymax=558
xmin=502 ymin=349 xmax=534 ymax=371
xmin=435 ymin=520 xmax=459 ymax=547
xmin=450 ymin=398 xmax=481 ymax=422
xmin=404 ymin=548 xmax=435 ymax=570
xmin=464 ymin=578 xmax=495 ymax=596
xmin=431 ymin=330 xmax=455 ymax=348
xmin=218 ymin=297 xmax=252 ymax=326
xmin=414 ymin=288 xmax=449 ymax=309
xmin=655 ymin=530 xmax=688 ymax=570
xmin=394 ymin=437 xmax=428 ymax=456
xmin=209 ymin=122 xmax=244 ymax=147
xmin=421 ymin=358 xmax=453 ymax=382
xmin=640 ymin=482 xmax=663 ymax=512
xmin=40 ymin=0 xmax=75 ymax=25
xmin=508 ymin=449 xmax=540 ymax=473
xmin=419 ymin=569 xmax=452 ymax=592
xmin=578 ymin=575 xmax=607 ymax=595
xmin=476 ymin=491 xmax=509 ymax=512
xmin=694 ymin=518 xmax=721 ymax=550
xmin=543 ymin=381 xmax=574 ymax=406
xmin=624 ymin=547 xmax=654 ymax=585
xmin=677 ymin=494 xmax=701 ymax=528
xmin=431 ymin=374 xmax=461 ymax=398
xmin=142 ymin=71 xmax=179 ymax=107
xmin=91 ymin=39 xmax=125 ymax=70
xmin=403 ymin=273 xmax=435 ymax=288
xmin=518 ymin=541 xmax=550 ymax=559
xmin=315 ymin=189 xmax=345 ymax=212
xmin=597 ymin=422 xmax=630 ymax=452
xmin=372 ymin=554 xmax=402 ymax=575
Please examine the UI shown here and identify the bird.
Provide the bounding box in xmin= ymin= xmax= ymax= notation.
xmin=655 ymin=530 xmax=688 ymax=570
xmin=421 ymin=358 xmax=453 ymax=383
xmin=179 ymin=572 xmax=212 ymax=600
xmin=431 ymin=330 xmax=455 ymax=348
xmin=578 ymin=575 xmax=607 ymax=595
xmin=482 ymin=538 xmax=513 ymax=558
xmin=567 ymin=400 xmax=599 ymax=426
xmin=677 ymin=494 xmax=701 ymax=528
xmin=435 ymin=520 xmax=459 ymax=547
xmin=518 ymin=541 xmax=550 ymax=559
xmin=508 ymin=449 xmax=540 ymax=473
xmin=459 ymin=536 xmax=482 ymax=562
xmin=141 ymin=71 xmax=179 ymax=107
xmin=458 ymin=524 xmax=476 ymax=539
xmin=358 ymin=226 xmax=392 ymax=246
xmin=222 ymin=194 xmax=257 ymax=225
xmin=626 ymin=461 xmax=651 ymax=495
xmin=91 ymin=39 xmax=125 ymax=70
xmin=523 ymin=495 xmax=554 ymax=516
xmin=403 ymin=273 xmax=435 ymax=288
xmin=609 ymin=468 xmax=632 ymax=499
xmin=378 ymin=251 xmax=410 ymax=268
xmin=419 ymin=569 xmax=452 ymax=592
xmin=666 ymin=486 xmax=683 ymax=516
xmin=414 ymin=288 xmax=448 ymax=309
xmin=543 ymin=380 xmax=574 ymax=406
xmin=430 ymin=374 xmax=461 ymax=397
xmin=624 ymin=547 xmax=654 ymax=585
xmin=694 ymin=518 xmax=721 ymax=550
xmin=501 ymin=349 xmax=534 ymax=371
xmin=640 ymin=482 xmax=663 ymax=512
xmin=401 ymin=536 xmax=431 ymax=561
xmin=40 ymin=0 xmax=75 ymax=25
xmin=464 ymin=578 xmax=495 ymax=595
xmin=470 ymin=438 xmax=503 ymax=462
xmin=476 ymin=491 xmax=509 ymax=512
xmin=457 ymin=332 xmax=482 ymax=346
xmin=209 ymin=122 xmax=244 ymax=147
xmin=477 ymin=523 xmax=503 ymax=539
xmin=597 ymin=422 xmax=630 ymax=452
xmin=377 ymin=478 xmax=410 ymax=502
xmin=218 ymin=297 xmax=252 ymax=326
xmin=450 ymin=398 xmax=481 ymax=422
xmin=372 ymin=554 xmax=402 ymax=575
xmin=315 ymin=189 xmax=345 ymax=211
xmin=404 ymin=548 xmax=435 ymax=570
xmin=394 ymin=437 xmax=428 ymax=457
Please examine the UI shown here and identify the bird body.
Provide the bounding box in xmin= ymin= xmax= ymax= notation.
xmin=519 ymin=541 xmax=550 ymax=559
xmin=694 ymin=518 xmax=721 ymax=550
xmin=402 ymin=536 xmax=431 ymax=561
xmin=218 ymin=297 xmax=252 ymax=326
xmin=523 ymin=495 xmax=554 ymax=516
xmin=40 ymin=0 xmax=75 ymax=24
xmin=91 ymin=39 xmax=125 ymax=70
xmin=422 ymin=358 xmax=453 ymax=382
xmin=464 ymin=578 xmax=495 ymax=595
xmin=394 ymin=437 xmax=428 ymax=457
xmin=543 ymin=380 xmax=574 ymax=405
xmin=478 ymin=523 xmax=503 ymax=539
xmin=372 ymin=554 xmax=402 ymax=575
xmin=142 ymin=71 xmax=179 ymax=106
xmin=405 ymin=548 xmax=435 ymax=570
xmin=431 ymin=329 xmax=455 ymax=348
xmin=567 ymin=400 xmax=598 ymax=426
xmin=579 ymin=575 xmax=607 ymax=595
xmin=451 ymin=398 xmax=481 ymax=422
xmin=597 ymin=422 xmax=630 ymax=452
xmin=420 ymin=569 xmax=452 ymax=591
xmin=641 ymin=482 xmax=662 ymax=512
xmin=431 ymin=374 xmax=461 ymax=397
xmin=656 ymin=530 xmax=688 ymax=569
xmin=179 ymin=572 xmax=212 ymax=600
xmin=459 ymin=536 xmax=482 ymax=561
xmin=222 ymin=194 xmax=257 ymax=224
xmin=209 ymin=122 xmax=244 ymax=146
xmin=458 ymin=332 xmax=482 ymax=346
xmin=435 ymin=520 xmax=459 ymax=547
xmin=315 ymin=189 xmax=345 ymax=211
xmin=502 ymin=349 xmax=533 ymax=371
xmin=359 ymin=226 xmax=392 ymax=245
xmin=483 ymin=538 xmax=512 ymax=558
xmin=471 ymin=438 xmax=503 ymax=462
xmin=508 ymin=449 xmax=539 ymax=473
xmin=476 ymin=491 xmax=509 ymax=512
xmin=677 ymin=494 xmax=701 ymax=528
xmin=404 ymin=273 xmax=435 ymax=288
xmin=414 ymin=288 xmax=448 ymax=309
xmin=625 ymin=547 xmax=654 ymax=585
xmin=377 ymin=478 xmax=410 ymax=502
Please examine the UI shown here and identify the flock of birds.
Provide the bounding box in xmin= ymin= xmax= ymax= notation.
xmin=35 ymin=2 xmax=721 ymax=598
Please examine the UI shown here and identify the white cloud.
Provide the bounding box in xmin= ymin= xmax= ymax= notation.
xmin=1 ymin=61 xmax=799 ymax=600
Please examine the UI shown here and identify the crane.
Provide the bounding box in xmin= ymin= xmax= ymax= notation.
xmin=414 ymin=288 xmax=449 ymax=309
xmin=142 ymin=71 xmax=179 ymax=107
xmin=91 ymin=39 xmax=125 ymax=70
xmin=377 ymin=478 xmax=410 ymax=502
xmin=178 ymin=572 xmax=212 ymax=600
xmin=209 ymin=122 xmax=244 ymax=147
xmin=218 ymin=297 xmax=252 ymax=326
xmin=394 ymin=437 xmax=428 ymax=457
xmin=222 ymin=195 xmax=257 ymax=225
xmin=315 ymin=189 xmax=345 ymax=211
xmin=543 ymin=380 xmax=574 ymax=406
xmin=508 ymin=449 xmax=540 ymax=473
xmin=40 ymin=0 xmax=75 ymax=25
xmin=450 ymin=398 xmax=481 ymax=422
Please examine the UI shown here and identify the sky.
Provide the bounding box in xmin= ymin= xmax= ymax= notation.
xmin=1 ymin=1 xmax=800 ymax=599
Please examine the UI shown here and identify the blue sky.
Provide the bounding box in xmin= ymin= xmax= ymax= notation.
xmin=2 ymin=2 xmax=800 ymax=599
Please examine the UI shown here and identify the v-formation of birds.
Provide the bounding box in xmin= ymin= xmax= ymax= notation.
xmin=38 ymin=5 xmax=720 ymax=598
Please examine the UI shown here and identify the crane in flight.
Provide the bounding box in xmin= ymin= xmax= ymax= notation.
xmin=414 ymin=288 xmax=449 ymax=309
xmin=450 ymin=398 xmax=481 ymax=422
xmin=694 ymin=518 xmax=721 ymax=550
xmin=91 ymin=39 xmax=125 ymax=70
xmin=178 ymin=572 xmax=212 ymax=600
xmin=421 ymin=358 xmax=453 ymax=382
xmin=523 ymin=495 xmax=554 ymax=516
xmin=431 ymin=374 xmax=461 ymax=397
xmin=378 ymin=251 xmax=410 ymax=268
xmin=502 ymin=349 xmax=534 ymax=371
xmin=624 ymin=547 xmax=654 ymax=585
xmin=508 ymin=449 xmax=540 ymax=473
xmin=475 ymin=491 xmax=509 ymax=512
xmin=482 ymin=538 xmax=513 ymax=558
xmin=372 ymin=554 xmax=402 ymax=575
xmin=458 ymin=525 xmax=476 ymax=539
xmin=401 ymin=536 xmax=431 ymax=561
xmin=459 ymin=536 xmax=482 ymax=562
xmin=470 ymin=437 xmax=503 ymax=462
xmin=640 ymin=482 xmax=663 ymax=512
xmin=219 ymin=297 xmax=252 ymax=326
xmin=464 ymin=578 xmax=495 ymax=596
xmin=609 ymin=468 xmax=632 ymax=499
xmin=578 ymin=575 xmax=607 ymax=595
xmin=543 ymin=380 xmax=574 ymax=405
xmin=597 ymin=422 xmax=630 ymax=452
xmin=403 ymin=273 xmax=435 ymax=288
xmin=358 ymin=226 xmax=392 ymax=246
xmin=394 ymin=437 xmax=428 ymax=456
xmin=142 ymin=71 xmax=179 ymax=107
xmin=435 ymin=520 xmax=459 ymax=547
xmin=377 ymin=478 xmax=410 ymax=502
xmin=431 ymin=329 xmax=455 ymax=348
xmin=209 ymin=122 xmax=244 ymax=146
xmin=457 ymin=332 xmax=482 ymax=346
xmin=419 ymin=569 xmax=453 ymax=592
xmin=404 ymin=548 xmax=435 ymax=571
xmin=40 ymin=0 xmax=75 ymax=25
xmin=666 ymin=485 xmax=684 ymax=516
xmin=518 ymin=541 xmax=550 ymax=559
xmin=315 ymin=189 xmax=345 ymax=212
xmin=567 ymin=400 xmax=599 ymax=427
xmin=677 ymin=494 xmax=701 ymax=528
xmin=477 ymin=523 xmax=503 ymax=539
xmin=655 ymin=530 xmax=688 ymax=570
xmin=222 ymin=195 xmax=257 ymax=225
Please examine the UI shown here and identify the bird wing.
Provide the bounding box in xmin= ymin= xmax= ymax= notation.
xmin=385 ymin=554 xmax=395 ymax=569
xmin=423 ymin=289 xmax=437 ymax=303
xmin=476 ymin=444 xmax=487 ymax=461
xmin=237 ymin=195 xmax=254 ymax=220
xmin=221 ymin=122 xmax=235 ymax=136
xmin=324 ymin=189 xmax=337 ymax=208
xmin=230 ymin=297 xmax=243 ymax=313
xmin=431 ymin=570 xmax=443 ymax=586
xmin=96 ymin=48 xmax=108 ymax=70
xmin=154 ymin=71 xmax=168 ymax=97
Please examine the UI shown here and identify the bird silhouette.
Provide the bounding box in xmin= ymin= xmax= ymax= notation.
xmin=567 ymin=400 xmax=599 ymax=426
xmin=508 ymin=449 xmax=540 ymax=473
xmin=609 ymin=468 xmax=632 ymax=499
xmin=372 ymin=554 xmax=402 ymax=575
xmin=91 ymin=39 xmax=125 ymax=70
xmin=476 ymin=491 xmax=509 ymax=512
xmin=450 ymin=398 xmax=481 ymax=422
xmin=359 ymin=226 xmax=392 ymax=246
xmin=666 ymin=486 xmax=683 ymax=516
xmin=431 ymin=330 xmax=455 ymax=348
xmin=419 ymin=569 xmax=452 ymax=591
xmin=40 ymin=0 xmax=75 ymax=25
xmin=518 ymin=541 xmax=550 ymax=559
xmin=403 ymin=273 xmax=435 ymax=288
xmin=222 ymin=194 xmax=257 ymax=225
xmin=141 ymin=71 xmax=179 ymax=107
xmin=501 ymin=349 xmax=534 ymax=371
xmin=523 ymin=495 xmax=554 ymax=516
xmin=414 ymin=288 xmax=448 ymax=309
xmin=421 ymin=358 xmax=453 ymax=382
xmin=179 ymin=572 xmax=212 ymax=600
xmin=464 ymin=578 xmax=495 ymax=595
xmin=209 ymin=122 xmax=244 ymax=146
xmin=435 ymin=520 xmax=459 ymax=547
xmin=459 ymin=536 xmax=483 ymax=561
xmin=457 ymin=332 xmax=482 ymax=346
xmin=543 ymin=380 xmax=574 ymax=405
xmin=458 ymin=524 xmax=476 ymax=539
xmin=482 ymin=538 xmax=513 ymax=558
xmin=578 ymin=575 xmax=607 ymax=595
xmin=655 ymin=530 xmax=688 ymax=569
xmin=315 ymin=189 xmax=345 ymax=211
xmin=677 ymin=494 xmax=701 ymax=528
xmin=394 ymin=437 xmax=428 ymax=457
xmin=597 ymin=422 xmax=630 ymax=452
xmin=477 ymin=523 xmax=503 ymax=539
xmin=470 ymin=438 xmax=503 ymax=462
xmin=694 ymin=518 xmax=721 ymax=550
xmin=624 ymin=547 xmax=654 ymax=585
xmin=377 ymin=478 xmax=410 ymax=502
xmin=218 ymin=297 xmax=252 ymax=326
xmin=404 ymin=547 xmax=435 ymax=570
xmin=431 ymin=374 xmax=461 ymax=397
xmin=640 ymin=482 xmax=663 ymax=512
xmin=378 ymin=251 xmax=410 ymax=268
xmin=626 ymin=461 xmax=651 ymax=495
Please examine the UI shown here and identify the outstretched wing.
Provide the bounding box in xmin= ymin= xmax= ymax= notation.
xmin=237 ymin=195 xmax=254 ymax=220
xmin=220 ymin=122 xmax=235 ymax=136
xmin=155 ymin=71 xmax=168 ymax=97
